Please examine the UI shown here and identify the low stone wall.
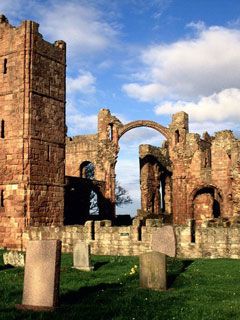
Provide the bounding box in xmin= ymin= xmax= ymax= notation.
xmin=21 ymin=219 xmax=240 ymax=259
xmin=22 ymin=219 xmax=162 ymax=256
xmin=176 ymin=222 xmax=240 ymax=259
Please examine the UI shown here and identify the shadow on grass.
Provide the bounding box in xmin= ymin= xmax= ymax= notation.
xmin=0 ymin=265 xmax=14 ymax=271
xmin=60 ymin=283 xmax=121 ymax=305
xmin=93 ymin=261 xmax=109 ymax=271
xmin=167 ymin=259 xmax=194 ymax=288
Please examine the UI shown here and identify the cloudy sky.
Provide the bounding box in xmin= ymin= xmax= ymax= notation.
xmin=1 ymin=0 xmax=240 ymax=215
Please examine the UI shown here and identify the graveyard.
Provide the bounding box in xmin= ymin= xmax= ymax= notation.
xmin=1 ymin=250 xmax=240 ymax=320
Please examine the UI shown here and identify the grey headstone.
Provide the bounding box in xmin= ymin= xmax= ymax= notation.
xmin=152 ymin=225 xmax=176 ymax=257
xmin=3 ymin=251 xmax=24 ymax=267
xmin=18 ymin=240 xmax=61 ymax=311
xmin=73 ymin=241 xmax=93 ymax=271
xmin=139 ymin=251 xmax=167 ymax=291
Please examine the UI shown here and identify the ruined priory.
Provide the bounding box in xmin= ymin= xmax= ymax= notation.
xmin=1 ymin=15 xmax=240 ymax=258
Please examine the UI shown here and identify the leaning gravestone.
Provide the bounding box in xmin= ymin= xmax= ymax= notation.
xmin=139 ymin=251 xmax=166 ymax=291
xmin=17 ymin=240 xmax=61 ymax=311
xmin=151 ymin=225 xmax=176 ymax=257
xmin=73 ymin=241 xmax=93 ymax=271
xmin=139 ymin=225 xmax=176 ymax=291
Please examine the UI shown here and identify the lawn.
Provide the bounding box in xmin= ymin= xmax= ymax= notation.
xmin=1 ymin=251 xmax=240 ymax=320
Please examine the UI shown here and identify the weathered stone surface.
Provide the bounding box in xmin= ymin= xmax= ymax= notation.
xmin=0 ymin=16 xmax=65 ymax=249
xmin=3 ymin=251 xmax=24 ymax=267
xmin=21 ymin=240 xmax=61 ymax=310
xmin=1 ymin=15 xmax=240 ymax=261
xmin=139 ymin=251 xmax=167 ymax=291
xmin=152 ymin=226 xmax=176 ymax=257
xmin=73 ymin=241 xmax=93 ymax=271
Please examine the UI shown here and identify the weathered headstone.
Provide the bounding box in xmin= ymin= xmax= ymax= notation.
xmin=151 ymin=225 xmax=176 ymax=257
xmin=17 ymin=240 xmax=61 ymax=311
xmin=3 ymin=251 xmax=25 ymax=267
xmin=73 ymin=241 xmax=93 ymax=271
xmin=139 ymin=251 xmax=166 ymax=291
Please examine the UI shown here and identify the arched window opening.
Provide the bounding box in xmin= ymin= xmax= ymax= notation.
xmin=3 ymin=58 xmax=7 ymax=74
xmin=0 ymin=190 xmax=4 ymax=207
xmin=175 ymin=129 xmax=180 ymax=144
xmin=1 ymin=120 xmax=5 ymax=139
xmin=79 ymin=161 xmax=94 ymax=179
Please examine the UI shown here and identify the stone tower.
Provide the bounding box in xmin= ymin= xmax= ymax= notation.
xmin=0 ymin=15 xmax=66 ymax=249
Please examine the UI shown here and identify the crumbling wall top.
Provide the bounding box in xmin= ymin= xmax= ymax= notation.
xmin=0 ymin=14 xmax=66 ymax=51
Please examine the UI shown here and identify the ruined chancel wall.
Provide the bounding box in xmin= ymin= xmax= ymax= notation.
xmin=66 ymin=109 xmax=240 ymax=230
xmin=140 ymin=112 xmax=240 ymax=230
xmin=0 ymin=16 xmax=65 ymax=248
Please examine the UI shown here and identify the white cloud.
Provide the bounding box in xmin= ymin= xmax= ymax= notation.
xmin=189 ymin=121 xmax=238 ymax=136
xmin=67 ymin=70 xmax=96 ymax=94
xmin=0 ymin=0 xmax=118 ymax=59
xmin=155 ymin=88 xmax=240 ymax=124
xmin=123 ymin=24 xmax=240 ymax=101
xmin=122 ymin=83 xmax=168 ymax=102
xmin=39 ymin=1 xmax=117 ymax=58
xmin=66 ymin=100 xmax=97 ymax=136
xmin=67 ymin=113 xmax=97 ymax=136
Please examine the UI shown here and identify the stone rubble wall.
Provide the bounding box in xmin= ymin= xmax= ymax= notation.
xmin=19 ymin=220 xmax=240 ymax=258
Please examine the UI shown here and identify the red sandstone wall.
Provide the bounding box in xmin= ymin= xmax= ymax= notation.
xmin=27 ymin=25 xmax=66 ymax=226
xmin=0 ymin=17 xmax=66 ymax=248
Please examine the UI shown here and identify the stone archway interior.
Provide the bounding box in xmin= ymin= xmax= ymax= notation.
xmin=193 ymin=187 xmax=222 ymax=222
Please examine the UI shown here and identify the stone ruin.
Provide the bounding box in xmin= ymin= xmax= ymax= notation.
xmin=1 ymin=16 xmax=240 ymax=258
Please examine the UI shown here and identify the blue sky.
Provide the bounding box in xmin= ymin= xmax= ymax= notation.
xmin=1 ymin=0 xmax=240 ymax=215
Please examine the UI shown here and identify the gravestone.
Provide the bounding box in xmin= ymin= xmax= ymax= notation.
xmin=17 ymin=240 xmax=61 ymax=311
xmin=139 ymin=251 xmax=166 ymax=291
xmin=73 ymin=241 xmax=93 ymax=271
xmin=3 ymin=251 xmax=25 ymax=267
xmin=151 ymin=225 xmax=176 ymax=257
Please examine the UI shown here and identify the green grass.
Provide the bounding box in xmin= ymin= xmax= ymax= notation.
xmin=1 ymin=251 xmax=240 ymax=319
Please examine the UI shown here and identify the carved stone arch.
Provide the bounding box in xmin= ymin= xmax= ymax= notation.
xmin=118 ymin=120 xmax=170 ymax=140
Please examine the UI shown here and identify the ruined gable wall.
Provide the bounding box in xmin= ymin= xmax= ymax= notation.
xmin=66 ymin=135 xmax=98 ymax=177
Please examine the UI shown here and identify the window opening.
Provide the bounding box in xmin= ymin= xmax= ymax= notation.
xmin=109 ymin=123 xmax=113 ymax=141
xmin=3 ymin=58 xmax=7 ymax=74
xmin=47 ymin=145 xmax=50 ymax=161
xmin=1 ymin=120 xmax=4 ymax=139
xmin=190 ymin=219 xmax=196 ymax=243
xmin=0 ymin=190 xmax=4 ymax=207
xmin=175 ymin=129 xmax=180 ymax=144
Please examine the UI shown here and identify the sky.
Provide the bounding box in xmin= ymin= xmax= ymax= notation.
xmin=1 ymin=0 xmax=240 ymax=215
